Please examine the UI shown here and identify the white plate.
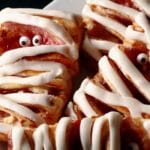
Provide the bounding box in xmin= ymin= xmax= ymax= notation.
xmin=44 ymin=0 xmax=86 ymax=15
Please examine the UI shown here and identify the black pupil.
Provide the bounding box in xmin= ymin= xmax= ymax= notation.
xmin=22 ymin=41 xmax=26 ymax=45
xmin=141 ymin=57 xmax=146 ymax=63
xmin=35 ymin=38 xmax=39 ymax=43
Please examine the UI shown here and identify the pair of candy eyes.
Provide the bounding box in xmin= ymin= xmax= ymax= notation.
xmin=19 ymin=35 xmax=42 ymax=47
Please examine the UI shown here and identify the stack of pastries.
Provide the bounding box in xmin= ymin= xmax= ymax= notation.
xmin=0 ymin=0 xmax=150 ymax=149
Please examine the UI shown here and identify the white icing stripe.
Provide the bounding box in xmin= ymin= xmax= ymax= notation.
xmin=125 ymin=25 xmax=147 ymax=43
xmin=4 ymin=93 xmax=53 ymax=108
xmin=86 ymin=0 xmax=139 ymax=19
xmin=55 ymin=117 xmax=72 ymax=150
xmin=90 ymin=39 xmax=116 ymax=51
xmin=83 ymin=34 xmax=116 ymax=60
xmin=99 ymin=56 xmax=132 ymax=96
xmin=83 ymin=35 xmax=102 ymax=61
xmin=80 ymin=118 xmax=92 ymax=150
xmin=0 ymin=71 xmax=62 ymax=85
xmin=133 ymin=0 xmax=150 ymax=17
xmin=65 ymin=102 xmax=78 ymax=120
xmin=0 ymin=123 xmax=12 ymax=134
xmin=109 ymin=45 xmax=150 ymax=102
xmin=33 ymin=124 xmax=53 ymax=150
xmin=92 ymin=112 xmax=121 ymax=150
xmin=12 ymin=127 xmax=31 ymax=150
xmin=82 ymin=5 xmax=126 ymax=37
xmin=108 ymin=112 xmax=121 ymax=150
xmin=0 ymin=45 xmax=75 ymax=66
xmin=1 ymin=7 xmax=74 ymax=20
xmin=0 ymin=60 xmax=66 ymax=76
xmin=73 ymin=79 xmax=97 ymax=117
xmin=143 ymin=120 xmax=150 ymax=135
xmin=135 ymin=13 xmax=150 ymax=46
xmin=0 ymin=12 xmax=74 ymax=45
xmin=8 ymin=112 xmax=122 ymax=149
xmin=84 ymin=79 xmax=150 ymax=118
xmin=109 ymin=112 xmax=122 ymax=150
xmin=0 ymin=95 xmax=44 ymax=124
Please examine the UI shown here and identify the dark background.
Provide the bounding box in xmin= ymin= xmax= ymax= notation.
xmin=0 ymin=0 xmax=52 ymax=10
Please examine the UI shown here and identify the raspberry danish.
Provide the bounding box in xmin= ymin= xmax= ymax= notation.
xmin=74 ymin=43 xmax=150 ymax=118
xmin=0 ymin=7 xmax=83 ymax=143
xmin=7 ymin=112 xmax=122 ymax=149
xmin=5 ymin=111 xmax=150 ymax=150
xmin=82 ymin=0 xmax=150 ymax=63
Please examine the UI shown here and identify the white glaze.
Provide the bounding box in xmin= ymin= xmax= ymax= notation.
xmin=82 ymin=35 xmax=102 ymax=61
xmin=0 ymin=45 xmax=76 ymax=66
xmin=80 ymin=118 xmax=92 ymax=150
xmin=82 ymin=5 xmax=126 ymax=37
xmin=91 ymin=111 xmax=121 ymax=150
xmin=0 ymin=7 xmax=80 ymax=149
xmin=73 ymin=78 xmax=97 ymax=117
xmin=143 ymin=120 xmax=150 ymax=135
xmin=99 ymin=56 xmax=132 ymax=96
xmin=55 ymin=117 xmax=72 ymax=150
xmin=33 ymin=124 xmax=53 ymax=150
xmin=4 ymin=93 xmax=54 ymax=108
xmin=0 ymin=7 xmax=79 ymax=132
xmin=83 ymin=0 xmax=150 ymax=60
xmin=0 ymin=60 xmax=65 ymax=76
xmin=109 ymin=45 xmax=150 ymax=102
xmin=0 ymin=71 xmax=62 ymax=85
xmin=135 ymin=12 xmax=150 ymax=46
xmin=12 ymin=127 xmax=31 ymax=150
xmin=65 ymin=102 xmax=78 ymax=120
xmin=84 ymin=78 xmax=150 ymax=118
xmin=89 ymin=39 xmax=116 ymax=52
xmin=0 ymin=95 xmax=44 ymax=125
xmin=133 ymin=0 xmax=150 ymax=17
xmin=10 ymin=112 xmax=122 ymax=150
xmin=83 ymin=34 xmax=115 ymax=60
xmin=86 ymin=0 xmax=139 ymax=19
xmin=125 ymin=25 xmax=147 ymax=43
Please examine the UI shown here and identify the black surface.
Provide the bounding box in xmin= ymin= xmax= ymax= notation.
xmin=0 ymin=0 xmax=52 ymax=10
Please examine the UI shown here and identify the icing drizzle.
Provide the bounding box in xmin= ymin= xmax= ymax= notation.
xmin=10 ymin=112 xmax=122 ymax=150
xmin=82 ymin=0 xmax=150 ymax=60
xmin=0 ymin=8 xmax=78 ymax=128
xmin=74 ymin=45 xmax=150 ymax=118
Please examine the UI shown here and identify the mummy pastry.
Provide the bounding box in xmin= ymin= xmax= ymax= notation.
xmin=0 ymin=7 xmax=83 ymax=140
xmin=82 ymin=0 xmax=150 ymax=62
xmin=6 ymin=111 xmax=150 ymax=150
xmin=74 ymin=43 xmax=150 ymax=118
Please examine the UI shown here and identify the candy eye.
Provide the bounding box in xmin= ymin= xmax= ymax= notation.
xmin=19 ymin=36 xmax=31 ymax=47
xmin=137 ymin=53 xmax=148 ymax=64
xmin=127 ymin=142 xmax=139 ymax=150
xmin=32 ymin=35 xmax=42 ymax=46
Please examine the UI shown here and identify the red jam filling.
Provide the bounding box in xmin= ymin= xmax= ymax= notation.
xmin=111 ymin=0 xmax=139 ymax=10
xmin=88 ymin=21 xmax=122 ymax=43
xmin=0 ymin=22 xmax=65 ymax=54
xmin=121 ymin=117 xmax=150 ymax=150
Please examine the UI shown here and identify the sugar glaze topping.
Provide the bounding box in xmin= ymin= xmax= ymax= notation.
xmin=74 ymin=45 xmax=150 ymax=118
xmin=0 ymin=9 xmax=78 ymax=127
xmin=82 ymin=0 xmax=150 ymax=60
xmin=10 ymin=112 xmax=122 ymax=150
